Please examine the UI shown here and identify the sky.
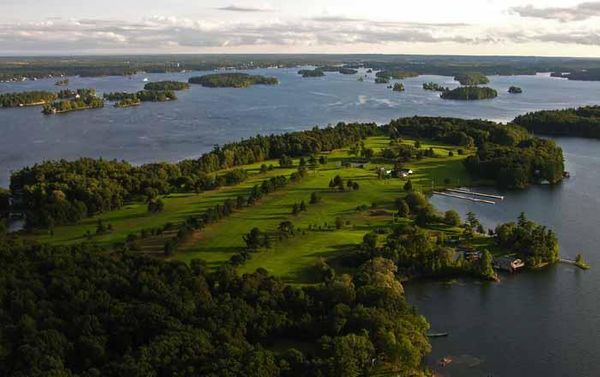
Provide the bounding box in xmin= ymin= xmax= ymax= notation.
xmin=0 ymin=0 xmax=599 ymax=56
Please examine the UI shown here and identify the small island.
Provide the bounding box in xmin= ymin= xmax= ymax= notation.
xmin=0 ymin=91 xmax=57 ymax=108
xmin=298 ymin=69 xmax=325 ymax=78
xmin=144 ymin=81 xmax=190 ymax=91
xmin=375 ymin=77 xmax=390 ymax=84
xmin=55 ymin=79 xmax=70 ymax=86
xmin=423 ymin=82 xmax=449 ymax=92
xmin=189 ymin=73 xmax=279 ymax=87
xmin=454 ymin=72 xmax=490 ymax=85
xmin=440 ymin=86 xmax=498 ymax=100
xmin=508 ymin=86 xmax=523 ymax=94
xmin=392 ymin=83 xmax=405 ymax=92
xmin=42 ymin=89 xmax=104 ymax=114
xmin=338 ymin=67 xmax=358 ymax=74
xmin=104 ymin=90 xmax=177 ymax=108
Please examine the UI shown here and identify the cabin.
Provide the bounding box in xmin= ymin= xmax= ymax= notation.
xmin=493 ymin=256 xmax=525 ymax=272
xmin=457 ymin=247 xmax=482 ymax=262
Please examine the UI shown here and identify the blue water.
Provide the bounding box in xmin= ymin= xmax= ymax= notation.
xmin=1 ymin=68 xmax=599 ymax=187
xmin=2 ymin=68 xmax=600 ymax=376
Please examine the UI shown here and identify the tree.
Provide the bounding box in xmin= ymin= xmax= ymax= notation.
xmin=414 ymin=140 xmax=421 ymax=148
xmin=478 ymin=250 xmax=497 ymax=280
xmin=278 ymin=221 xmax=295 ymax=237
xmin=335 ymin=217 xmax=344 ymax=229
xmin=403 ymin=180 xmax=413 ymax=191
xmin=444 ymin=210 xmax=461 ymax=226
xmin=310 ymin=192 xmax=321 ymax=204
xmin=148 ymin=198 xmax=164 ymax=213
xmin=396 ymin=199 xmax=410 ymax=218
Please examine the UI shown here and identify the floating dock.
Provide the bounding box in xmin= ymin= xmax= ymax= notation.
xmin=447 ymin=188 xmax=504 ymax=200
xmin=433 ymin=191 xmax=496 ymax=205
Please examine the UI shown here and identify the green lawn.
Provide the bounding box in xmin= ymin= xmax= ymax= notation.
xmin=26 ymin=135 xmax=489 ymax=284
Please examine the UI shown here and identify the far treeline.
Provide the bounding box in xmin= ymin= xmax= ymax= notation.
xmin=3 ymin=55 xmax=600 ymax=81
xmin=10 ymin=123 xmax=378 ymax=228
xmin=189 ymin=73 xmax=278 ymax=88
xmin=513 ymin=105 xmax=600 ymax=139
xmin=386 ymin=116 xmax=564 ymax=188
xmin=453 ymin=72 xmax=490 ymax=85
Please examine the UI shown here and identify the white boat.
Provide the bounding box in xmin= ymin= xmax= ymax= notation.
xmin=142 ymin=77 xmax=149 ymax=82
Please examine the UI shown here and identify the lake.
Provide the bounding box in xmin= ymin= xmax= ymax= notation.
xmin=2 ymin=68 xmax=600 ymax=376
xmin=415 ymin=137 xmax=600 ymax=376
xmin=1 ymin=68 xmax=599 ymax=187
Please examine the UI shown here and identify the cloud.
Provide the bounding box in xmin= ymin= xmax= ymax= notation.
xmin=0 ymin=15 xmax=599 ymax=54
xmin=216 ymin=5 xmax=272 ymax=12
xmin=511 ymin=2 xmax=600 ymax=22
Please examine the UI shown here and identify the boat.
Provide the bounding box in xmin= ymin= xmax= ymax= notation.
xmin=143 ymin=77 xmax=149 ymax=82
xmin=438 ymin=357 xmax=453 ymax=367
xmin=427 ymin=332 xmax=449 ymax=338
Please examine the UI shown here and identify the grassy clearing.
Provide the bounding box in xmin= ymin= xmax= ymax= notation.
xmin=175 ymin=136 xmax=481 ymax=282
xmin=26 ymin=135 xmax=489 ymax=284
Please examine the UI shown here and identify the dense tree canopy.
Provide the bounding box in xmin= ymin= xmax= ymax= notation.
xmin=143 ymin=81 xmax=190 ymax=91
xmin=189 ymin=73 xmax=278 ymax=88
xmin=0 ymin=91 xmax=57 ymax=107
xmin=513 ymin=106 xmax=600 ymax=139
xmin=0 ymin=242 xmax=431 ymax=377
xmin=440 ymin=86 xmax=497 ymax=100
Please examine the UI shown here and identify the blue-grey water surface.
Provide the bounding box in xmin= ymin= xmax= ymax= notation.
xmin=2 ymin=68 xmax=600 ymax=376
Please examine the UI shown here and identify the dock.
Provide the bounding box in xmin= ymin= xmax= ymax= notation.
xmin=427 ymin=332 xmax=449 ymax=338
xmin=433 ymin=191 xmax=496 ymax=205
xmin=447 ymin=188 xmax=504 ymax=200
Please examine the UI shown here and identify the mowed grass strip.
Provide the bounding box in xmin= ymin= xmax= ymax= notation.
xmin=175 ymin=136 xmax=479 ymax=282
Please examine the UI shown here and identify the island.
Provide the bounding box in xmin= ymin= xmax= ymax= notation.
xmin=454 ymin=72 xmax=490 ymax=85
xmin=508 ymin=86 xmax=523 ymax=94
xmin=338 ymin=67 xmax=358 ymax=74
xmin=6 ymin=115 xmax=570 ymax=377
xmin=376 ymin=70 xmax=419 ymax=80
xmin=104 ymin=90 xmax=177 ymax=107
xmin=42 ymin=93 xmax=104 ymax=114
xmin=551 ymin=69 xmax=600 ymax=81
xmin=55 ymin=79 xmax=70 ymax=86
xmin=513 ymin=105 xmax=600 ymax=139
xmin=0 ymin=91 xmax=57 ymax=108
xmin=392 ymin=83 xmax=405 ymax=92
xmin=188 ymin=73 xmax=279 ymax=87
xmin=375 ymin=77 xmax=390 ymax=84
xmin=298 ymin=69 xmax=325 ymax=78
xmin=144 ymin=80 xmax=190 ymax=91
xmin=423 ymin=82 xmax=449 ymax=92
xmin=440 ymin=86 xmax=498 ymax=100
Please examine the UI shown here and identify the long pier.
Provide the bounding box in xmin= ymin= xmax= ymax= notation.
xmin=433 ymin=191 xmax=496 ymax=205
xmin=447 ymin=188 xmax=504 ymax=200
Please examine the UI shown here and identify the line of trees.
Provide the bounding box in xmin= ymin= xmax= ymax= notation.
xmin=143 ymin=80 xmax=190 ymax=91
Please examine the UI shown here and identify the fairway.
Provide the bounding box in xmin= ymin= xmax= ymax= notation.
xmin=26 ymin=135 xmax=485 ymax=283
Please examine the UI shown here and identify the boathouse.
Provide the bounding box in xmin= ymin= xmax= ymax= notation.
xmin=493 ymin=256 xmax=525 ymax=272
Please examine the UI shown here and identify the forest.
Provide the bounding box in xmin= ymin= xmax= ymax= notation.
xmin=0 ymin=91 xmax=57 ymax=107
xmin=10 ymin=123 xmax=379 ymax=228
xmin=422 ymin=82 xmax=448 ymax=92
xmin=513 ymin=106 xmax=600 ymax=138
xmin=385 ymin=116 xmax=564 ymax=188
xmin=0 ymin=241 xmax=430 ymax=377
xmin=440 ymin=86 xmax=497 ymax=100
xmin=104 ymin=90 xmax=178 ymax=106
xmin=188 ymin=73 xmax=278 ymax=88
xmin=143 ymin=81 xmax=190 ymax=91
xmin=42 ymin=95 xmax=104 ymax=115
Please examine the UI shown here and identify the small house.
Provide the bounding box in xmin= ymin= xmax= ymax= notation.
xmin=493 ymin=256 xmax=525 ymax=272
